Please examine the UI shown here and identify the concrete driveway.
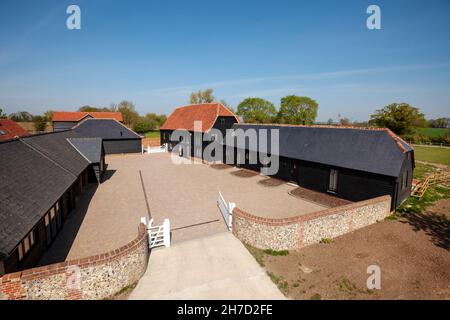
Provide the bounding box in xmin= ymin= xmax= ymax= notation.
xmin=129 ymin=232 xmax=285 ymax=300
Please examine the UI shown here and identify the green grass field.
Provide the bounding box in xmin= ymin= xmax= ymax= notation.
xmin=414 ymin=127 xmax=449 ymax=138
xmin=414 ymin=146 xmax=450 ymax=165
xmin=143 ymin=131 xmax=160 ymax=138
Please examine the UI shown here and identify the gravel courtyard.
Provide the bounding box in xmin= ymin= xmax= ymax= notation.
xmin=131 ymin=153 xmax=326 ymax=243
xmin=40 ymin=152 xmax=326 ymax=263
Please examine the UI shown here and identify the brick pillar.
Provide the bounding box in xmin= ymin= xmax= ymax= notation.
xmin=0 ymin=272 xmax=27 ymax=300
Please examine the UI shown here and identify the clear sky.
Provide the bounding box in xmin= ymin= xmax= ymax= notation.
xmin=0 ymin=0 xmax=449 ymax=121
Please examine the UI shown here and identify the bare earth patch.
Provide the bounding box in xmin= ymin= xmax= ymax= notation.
xmin=210 ymin=163 xmax=233 ymax=170
xmin=258 ymin=177 xmax=286 ymax=187
xmin=247 ymin=199 xmax=450 ymax=300
xmin=230 ymin=169 xmax=260 ymax=178
xmin=289 ymin=187 xmax=352 ymax=207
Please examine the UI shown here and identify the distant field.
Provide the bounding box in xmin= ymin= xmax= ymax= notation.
xmin=144 ymin=131 xmax=160 ymax=138
xmin=414 ymin=127 xmax=449 ymax=138
xmin=414 ymin=146 xmax=450 ymax=165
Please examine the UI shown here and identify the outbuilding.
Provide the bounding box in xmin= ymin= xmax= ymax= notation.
xmin=52 ymin=111 xmax=123 ymax=132
xmin=223 ymin=124 xmax=414 ymax=210
xmin=73 ymin=118 xmax=142 ymax=154
xmin=160 ymin=103 xmax=239 ymax=159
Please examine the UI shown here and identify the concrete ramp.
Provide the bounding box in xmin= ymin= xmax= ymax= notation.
xmin=129 ymin=232 xmax=285 ymax=300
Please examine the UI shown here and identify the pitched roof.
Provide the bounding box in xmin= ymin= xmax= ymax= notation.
xmin=0 ymin=139 xmax=81 ymax=256
xmin=0 ymin=119 xmax=29 ymax=141
xmin=67 ymin=137 xmax=103 ymax=163
xmin=73 ymin=118 xmax=142 ymax=140
xmin=225 ymin=124 xmax=412 ymax=177
xmin=21 ymin=131 xmax=90 ymax=177
xmin=160 ymin=103 xmax=239 ymax=133
xmin=52 ymin=111 xmax=123 ymax=122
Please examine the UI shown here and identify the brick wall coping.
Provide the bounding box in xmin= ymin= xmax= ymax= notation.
xmin=0 ymin=223 xmax=147 ymax=283
xmin=233 ymin=195 xmax=392 ymax=227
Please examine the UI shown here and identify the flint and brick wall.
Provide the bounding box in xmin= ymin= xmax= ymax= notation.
xmin=0 ymin=223 xmax=148 ymax=300
xmin=232 ymin=195 xmax=391 ymax=250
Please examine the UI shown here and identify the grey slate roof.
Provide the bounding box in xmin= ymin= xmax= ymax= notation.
xmin=21 ymin=130 xmax=90 ymax=177
xmin=225 ymin=124 xmax=411 ymax=177
xmin=0 ymin=139 xmax=78 ymax=256
xmin=67 ymin=137 xmax=103 ymax=163
xmin=73 ymin=119 xmax=141 ymax=140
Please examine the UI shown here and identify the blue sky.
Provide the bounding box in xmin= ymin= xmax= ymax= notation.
xmin=0 ymin=0 xmax=449 ymax=121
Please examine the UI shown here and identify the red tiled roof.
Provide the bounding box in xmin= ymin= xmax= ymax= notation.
xmin=0 ymin=119 xmax=29 ymax=141
xmin=160 ymin=103 xmax=239 ymax=133
xmin=52 ymin=111 xmax=123 ymax=122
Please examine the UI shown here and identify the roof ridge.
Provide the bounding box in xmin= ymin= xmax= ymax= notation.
xmin=235 ymin=123 xmax=412 ymax=153
xmin=66 ymin=138 xmax=92 ymax=164
xmin=20 ymin=139 xmax=78 ymax=178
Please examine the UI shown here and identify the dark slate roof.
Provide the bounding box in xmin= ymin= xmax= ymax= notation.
xmin=73 ymin=119 xmax=142 ymax=140
xmin=0 ymin=140 xmax=77 ymax=256
xmin=67 ymin=137 xmax=103 ymax=163
xmin=225 ymin=124 xmax=411 ymax=177
xmin=21 ymin=131 xmax=90 ymax=176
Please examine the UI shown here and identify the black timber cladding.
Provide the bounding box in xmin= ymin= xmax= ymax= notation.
xmin=73 ymin=119 xmax=142 ymax=154
xmin=53 ymin=121 xmax=78 ymax=132
xmin=226 ymin=124 xmax=411 ymax=178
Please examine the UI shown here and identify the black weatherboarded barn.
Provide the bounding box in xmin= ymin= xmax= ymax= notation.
xmin=0 ymin=131 xmax=105 ymax=275
xmin=73 ymin=118 xmax=142 ymax=154
xmin=224 ymin=124 xmax=414 ymax=210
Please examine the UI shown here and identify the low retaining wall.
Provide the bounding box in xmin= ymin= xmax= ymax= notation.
xmin=232 ymin=195 xmax=391 ymax=250
xmin=0 ymin=224 xmax=148 ymax=300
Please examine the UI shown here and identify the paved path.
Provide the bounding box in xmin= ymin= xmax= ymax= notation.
xmin=129 ymin=232 xmax=286 ymax=300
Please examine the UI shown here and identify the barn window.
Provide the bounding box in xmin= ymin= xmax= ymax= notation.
xmin=328 ymin=169 xmax=338 ymax=193
xmin=17 ymin=228 xmax=38 ymax=262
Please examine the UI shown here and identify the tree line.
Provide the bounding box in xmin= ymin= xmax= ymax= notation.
xmin=1 ymin=90 xmax=448 ymax=141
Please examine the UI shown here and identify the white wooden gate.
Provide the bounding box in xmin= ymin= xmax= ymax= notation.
xmin=217 ymin=192 xmax=235 ymax=231
xmin=141 ymin=217 xmax=171 ymax=248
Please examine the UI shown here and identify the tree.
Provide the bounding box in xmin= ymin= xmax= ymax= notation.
xmin=8 ymin=111 xmax=34 ymax=122
xmin=0 ymin=107 xmax=6 ymax=119
xmin=369 ymin=103 xmax=426 ymax=135
xmin=133 ymin=113 xmax=167 ymax=133
xmin=428 ymin=118 xmax=450 ymax=128
xmin=33 ymin=115 xmax=47 ymax=132
xmin=43 ymin=110 xmax=54 ymax=122
xmin=339 ymin=117 xmax=351 ymax=126
xmin=116 ymin=100 xmax=139 ymax=127
xmin=277 ymin=95 xmax=318 ymax=125
xmin=237 ymin=98 xmax=277 ymax=123
xmin=327 ymin=118 xmax=334 ymax=125
xmin=190 ymin=89 xmax=215 ymax=104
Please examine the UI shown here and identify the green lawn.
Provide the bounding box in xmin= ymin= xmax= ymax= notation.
xmin=143 ymin=131 xmax=160 ymax=138
xmin=414 ymin=146 xmax=450 ymax=165
xmin=414 ymin=127 xmax=449 ymax=138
